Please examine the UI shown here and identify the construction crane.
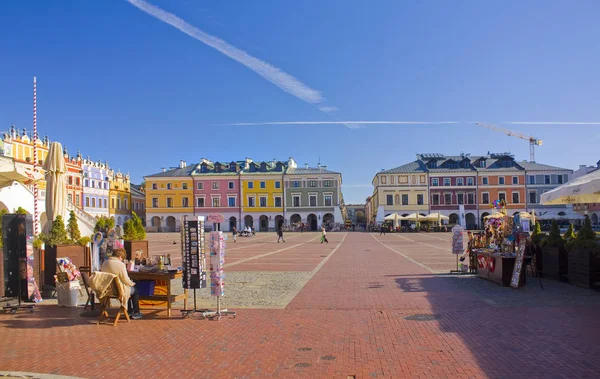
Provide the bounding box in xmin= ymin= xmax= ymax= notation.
xmin=476 ymin=122 xmax=543 ymax=162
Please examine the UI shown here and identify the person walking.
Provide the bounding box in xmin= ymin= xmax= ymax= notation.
xmin=321 ymin=226 xmax=329 ymax=244
xmin=232 ymin=227 xmax=237 ymax=243
xmin=380 ymin=225 xmax=386 ymax=236
xmin=277 ymin=225 xmax=285 ymax=243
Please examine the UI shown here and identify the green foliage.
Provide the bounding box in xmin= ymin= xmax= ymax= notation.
xmin=94 ymin=215 xmax=115 ymax=232
xmin=355 ymin=211 xmax=366 ymax=224
xmin=77 ymin=236 xmax=92 ymax=246
xmin=46 ymin=215 xmax=69 ymax=247
xmin=541 ymin=220 xmax=564 ymax=247
xmin=123 ymin=212 xmax=146 ymax=241
xmin=33 ymin=233 xmax=46 ymax=250
xmin=564 ymin=224 xmax=576 ymax=240
xmin=577 ymin=216 xmax=596 ymax=241
xmin=0 ymin=209 xmax=7 ymax=248
xmin=532 ymin=222 xmax=542 ymax=235
xmin=67 ymin=211 xmax=81 ymax=241
xmin=14 ymin=207 xmax=27 ymax=215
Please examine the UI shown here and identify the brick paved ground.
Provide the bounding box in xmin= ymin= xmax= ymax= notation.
xmin=1 ymin=232 xmax=600 ymax=379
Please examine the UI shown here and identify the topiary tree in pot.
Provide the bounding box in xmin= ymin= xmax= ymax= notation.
xmin=123 ymin=212 xmax=148 ymax=262
xmin=565 ymin=216 xmax=600 ymax=288
xmin=564 ymin=223 xmax=576 ymax=241
xmin=531 ymin=221 xmax=546 ymax=246
xmin=540 ymin=220 xmax=566 ymax=280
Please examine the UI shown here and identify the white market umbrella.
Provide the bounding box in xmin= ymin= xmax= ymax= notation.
xmin=425 ymin=213 xmax=450 ymax=222
xmin=0 ymin=157 xmax=43 ymax=188
xmin=43 ymin=142 xmax=67 ymax=228
xmin=541 ymin=169 xmax=600 ymax=205
xmin=384 ymin=213 xmax=405 ymax=227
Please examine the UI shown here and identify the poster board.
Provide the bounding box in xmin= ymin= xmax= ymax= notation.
xmin=451 ymin=224 xmax=464 ymax=255
xmin=510 ymin=235 xmax=527 ymax=289
xmin=181 ymin=216 xmax=206 ymax=289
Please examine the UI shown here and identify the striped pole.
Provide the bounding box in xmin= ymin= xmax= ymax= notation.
xmin=33 ymin=77 xmax=40 ymax=235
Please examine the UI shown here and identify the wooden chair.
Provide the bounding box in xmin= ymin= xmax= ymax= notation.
xmin=79 ymin=267 xmax=95 ymax=311
xmin=97 ymin=276 xmax=130 ymax=326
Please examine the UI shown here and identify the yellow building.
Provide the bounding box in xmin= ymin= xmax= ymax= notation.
xmin=144 ymin=162 xmax=195 ymax=232
xmin=3 ymin=126 xmax=51 ymax=191
xmin=240 ymin=159 xmax=285 ymax=231
xmin=109 ymin=171 xmax=132 ymax=226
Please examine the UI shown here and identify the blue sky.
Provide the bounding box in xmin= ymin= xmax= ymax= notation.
xmin=1 ymin=0 xmax=599 ymax=204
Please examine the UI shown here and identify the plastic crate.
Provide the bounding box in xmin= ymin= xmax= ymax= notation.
xmin=134 ymin=280 xmax=155 ymax=296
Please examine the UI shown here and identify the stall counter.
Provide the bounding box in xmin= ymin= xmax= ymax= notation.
xmin=476 ymin=250 xmax=526 ymax=287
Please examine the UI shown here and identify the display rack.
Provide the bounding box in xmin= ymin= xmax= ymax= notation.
xmin=180 ymin=216 xmax=211 ymax=317
xmin=200 ymin=231 xmax=235 ymax=321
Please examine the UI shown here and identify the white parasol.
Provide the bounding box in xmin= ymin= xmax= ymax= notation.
xmin=0 ymin=157 xmax=43 ymax=188
xmin=43 ymin=142 xmax=67 ymax=228
xmin=384 ymin=213 xmax=405 ymax=227
xmin=540 ymin=169 xmax=600 ymax=205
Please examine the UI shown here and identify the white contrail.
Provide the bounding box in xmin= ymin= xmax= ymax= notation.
xmin=505 ymin=121 xmax=600 ymax=125
xmin=222 ymin=121 xmax=461 ymax=126
xmin=126 ymin=0 xmax=330 ymax=107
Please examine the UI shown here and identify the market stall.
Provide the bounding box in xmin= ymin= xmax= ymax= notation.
xmin=468 ymin=200 xmax=531 ymax=288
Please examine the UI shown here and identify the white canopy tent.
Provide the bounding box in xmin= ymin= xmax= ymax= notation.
xmin=0 ymin=156 xmax=43 ymax=189
xmin=541 ymin=169 xmax=600 ymax=205
xmin=384 ymin=213 xmax=406 ymax=227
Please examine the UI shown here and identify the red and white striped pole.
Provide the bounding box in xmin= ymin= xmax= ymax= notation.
xmin=33 ymin=77 xmax=40 ymax=235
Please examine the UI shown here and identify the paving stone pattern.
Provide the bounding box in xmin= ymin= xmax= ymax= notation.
xmin=1 ymin=232 xmax=599 ymax=379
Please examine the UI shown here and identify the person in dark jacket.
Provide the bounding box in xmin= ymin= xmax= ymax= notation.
xmin=277 ymin=226 xmax=285 ymax=243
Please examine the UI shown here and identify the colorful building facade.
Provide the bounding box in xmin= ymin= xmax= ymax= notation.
xmin=82 ymin=158 xmax=110 ymax=218
xmin=130 ymin=184 xmax=146 ymax=225
xmin=64 ymin=150 xmax=84 ymax=210
xmin=109 ymin=171 xmax=132 ymax=226
xmin=144 ymin=162 xmax=195 ymax=232
xmin=284 ymin=159 xmax=343 ymax=231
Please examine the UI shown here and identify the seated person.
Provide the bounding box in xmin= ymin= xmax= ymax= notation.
xmin=101 ymin=248 xmax=142 ymax=320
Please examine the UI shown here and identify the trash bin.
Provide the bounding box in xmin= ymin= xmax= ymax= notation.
xmin=56 ymin=281 xmax=81 ymax=307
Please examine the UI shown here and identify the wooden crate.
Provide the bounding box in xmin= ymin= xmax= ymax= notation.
xmin=541 ymin=246 xmax=568 ymax=281
xmin=568 ymin=248 xmax=600 ymax=289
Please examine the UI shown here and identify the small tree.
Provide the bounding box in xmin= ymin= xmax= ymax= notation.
xmin=566 ymin=216 xmax=599 ymax=253
xmin=564 ymin=223 xmax=576 ymax=240
xmin=542 ymin=220 xmax=564 ymax=247
xmin=355 ymin=211 xmax=366 ymax=224
xmin=577 ymin=216 xmax=596 ymax=241
xmin=0 ymin=209 xmax=7 ymax=248
xmin=47 ymin=215 xmax=69 ymax=247
xmin=94 ymin=215 xmax=115 ymax=233
xmin=133 ymin=212 xmax=146 ymax=240
xmin=531 ymin=221 xmax=546 ymax=245
xmin=67 ymin=211 xmax=81 ymax=242
xmin=15 ymin=207 xmax=27 ymax=215
xmin=532 ymin=222 xmax=542 ymax=235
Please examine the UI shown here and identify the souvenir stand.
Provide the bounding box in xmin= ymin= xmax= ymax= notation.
xmin=471 ymin=200 xmax=529 ymax=288
xmin=180 ymin=216 xmax=208 ymax=317
xmin=449 ymin=224 xmax=466 ymax=274
xmin=201 ymin=231 xmax=235 ymax=321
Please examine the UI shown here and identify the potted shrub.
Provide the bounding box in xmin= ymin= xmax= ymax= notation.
xmin=41 ymin=213 xmax=89 ymax=286
xmin=123 ymin=212 xmax=148 ymax=262
xmin=565 ymin=216 xmax=600 ymax=288
xmin=540 ymin=220 xmax=566 ymax=280
xmin=564 ymin=223 xmax=576 ymax=241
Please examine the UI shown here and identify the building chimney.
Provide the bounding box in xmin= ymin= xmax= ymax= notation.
xmin=180 ymin=160 xmax=187 ymax=168
xmin=162 ymin=167 xmax=166 ymax=172
xmin=317 ymin=162 xmax=321 ymax=169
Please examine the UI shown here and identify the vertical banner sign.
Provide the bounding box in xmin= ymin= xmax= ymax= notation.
xmin=181 ymin=216 xmax=206 ymax=290
xmin=451 ymin=224 xmax=464 ymax=254
xmin=209 ymin=231 xmax=225 ymax=297
xmin=510 ymin=234 xmax=527 ymax=289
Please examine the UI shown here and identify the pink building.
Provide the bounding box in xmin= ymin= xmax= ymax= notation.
xmin=192 ymin=159 xmax=242 ymax=231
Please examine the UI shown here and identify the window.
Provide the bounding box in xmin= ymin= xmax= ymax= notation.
xmin=152 ymin=198 xmax=158 ymax=208
xmin=432 ymin=178 xmax=439 ymax=186
xmin=402 ymin=194 xmax=408 ymax=205
xmin=387 ymin=195 xmax=393 ymax=205
xmin=309 ymin=195 xmax=317 ymax=207
xmin=68 ymin=176 xmax=73 ymax=185
xmin=308 ymin=180 xmax=317 ymax=187
xmin=117 ymin=198 xmax=121 ymax=209
xmin=212 ymin=182 xmax=219 ymax=190
xmin=275 ymin=197 xmax=282 ymax=207
xmin=103 ymin=199 xmax=107 ymax=208
xmin=228 ymin=181 xmax=235 ymax=189
xmin=248 ymin=182 xmax=254 ymax=189
xmin=197 ymin=197 xmax=205 ymax=207
xmin=545 ymin=175 xmax=550 ymax=184
xmin=457 ymin=194 xmax=464 ymax=204
xmin=529 ymin=192 xmax=537 ymax=204
xmin=85 ymin=197 xmax=90 ymax=207
xmin=482 ymin=193 xmax=489 ymax=204
xmin=124 ymin=199 xmax=128 ymax=210
xmin=498 ymin=193 xmax=506 ymax=202
xmin=558 ymin=175 xmax=564 ymax=184
xmin=467 ymin=193 xmax=475 ymax=205
xmin=482 ymin=177 xmax=488 ymax=185
xmin=182 ymin=197 xmax=189 ymax=207
xmin=182 ymin=183 xmax=188 ymax=190
xmin=213 ymin=197 xmax=220 ymax=207
xmin=529 ymin=175 xmax=535 ymax=185
xmin=499 ymin=177 xmax=505 ymax=185
xmin=75 ymin=194 xmax=80 ymax=206
xmin=512 ymin=177 xmax=518 ymax=185
xmin=323 ymin=180 xmax=331 ymax=187
xmin=228 ymin=197 xmax=236 ymax=207
xmin=457 ymin=178 xmax=463 ymax=186
xmin=512 ymin=192 xmax=519 ymax=204
xmin=443 ymin=178 xmax=451 ymax=186
xmin=260 ymin=181 xmax=266 ymax=189
xmin=324 ymin=195 xmax=332 ymax=207
xmin=92 ymin=198 xmax=96 ymax=207
xmin=85 ymin=179 xmax=89 ymax=187
xmin=134 ymin=203 xmax=138 ymax=211
xmin=293 ymin=195 xmax=300 ymax=207
xmin=167 ymin=183 xmax=172 ymax=190
xmin=432 ymin=194 xmax=440 ymax=205
xmin=248 ymin=197 xmax=255 ymax=207
xmin=76 ymin=178 xmax=80 ymax=186
xmin=91 ymin=180 xmax=95 ymax=188
xmin=381 ymin=176 xmax=387 ymax=184
xmin=417 ymin=194 xmax=424 ymax=205
xmin=444 ymin=193 xmax=452 ymax=205
xmin=197 ymin=182 xmax=203 ymax=190
xmin=293 ymin=181 xmax=301 ymax=188
xmin=275 ymin=181 xmax=281 ymax=189
xmin=467 ymin=177 xmax=474 ymax=186
xmin=166 ymin=198 xmax=173 ymax=208
xmin=259 ymin=197 xmax=267 ymax=207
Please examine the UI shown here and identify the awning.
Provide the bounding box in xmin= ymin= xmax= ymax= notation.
xmin=0 ymin=158 xmax=44 ymax=189
xmin=540 ymin=169 xmax=600 ymax=205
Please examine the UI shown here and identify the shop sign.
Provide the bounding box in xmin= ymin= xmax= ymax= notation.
xmin=207 ymin=214 xmax=224 ymax=223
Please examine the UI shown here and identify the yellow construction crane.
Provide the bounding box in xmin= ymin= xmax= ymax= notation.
xmin=476 ymin=122 xmax=543 ymax=162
